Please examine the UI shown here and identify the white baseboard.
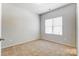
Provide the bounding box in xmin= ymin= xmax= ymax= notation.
xmin=1 ymin=39 xmax=38 ymax=49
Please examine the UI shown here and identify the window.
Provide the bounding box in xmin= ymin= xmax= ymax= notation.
xmin=45 ymin=16 xmax=63 ymax=35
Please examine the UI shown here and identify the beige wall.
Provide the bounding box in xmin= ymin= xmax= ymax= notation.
xmin=77 ymin=3 xmax=79 ymax=56
xmin=40 ymin=4 xmax=76 ymax=47
xmin=2 ymin=3 xmax=40 ymax=48
xmin=0 ymin=3 xmax=1 ymax=55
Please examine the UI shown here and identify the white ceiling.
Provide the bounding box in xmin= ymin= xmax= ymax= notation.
xmin=12 ymin=3 xmax=69 ymax=14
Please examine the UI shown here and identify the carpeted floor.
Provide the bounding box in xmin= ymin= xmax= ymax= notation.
xmin=1 ymin=40 xmax=77 ymax=56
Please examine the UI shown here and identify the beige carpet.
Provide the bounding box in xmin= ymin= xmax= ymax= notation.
xmin=1 ymin=40 xmax=77 ymax=56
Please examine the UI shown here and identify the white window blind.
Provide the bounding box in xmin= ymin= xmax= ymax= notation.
xmin=45 ymin=16 xmax=63 ymax=35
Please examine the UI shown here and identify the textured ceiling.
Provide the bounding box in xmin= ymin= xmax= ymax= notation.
xmin=12 ymin=3 xmax=69 ymax=14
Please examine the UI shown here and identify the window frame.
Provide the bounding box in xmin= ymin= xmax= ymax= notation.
xmin=45 ymin=16 xmax=63 ymax=35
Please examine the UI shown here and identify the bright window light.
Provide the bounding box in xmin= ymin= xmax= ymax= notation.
xmin=45 ymin=16 xmax=63 ymax=35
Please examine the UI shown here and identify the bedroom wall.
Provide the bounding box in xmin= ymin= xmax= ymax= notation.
xmin=77 ymin=3 xmax=79 ymax=56
xmin=0 ymin=3 xmax=1 ymax=55
xmin=40 ymin=4 xmax=76 ymax=47
xmin=2 ymin=3 xmax=40 ymax=48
